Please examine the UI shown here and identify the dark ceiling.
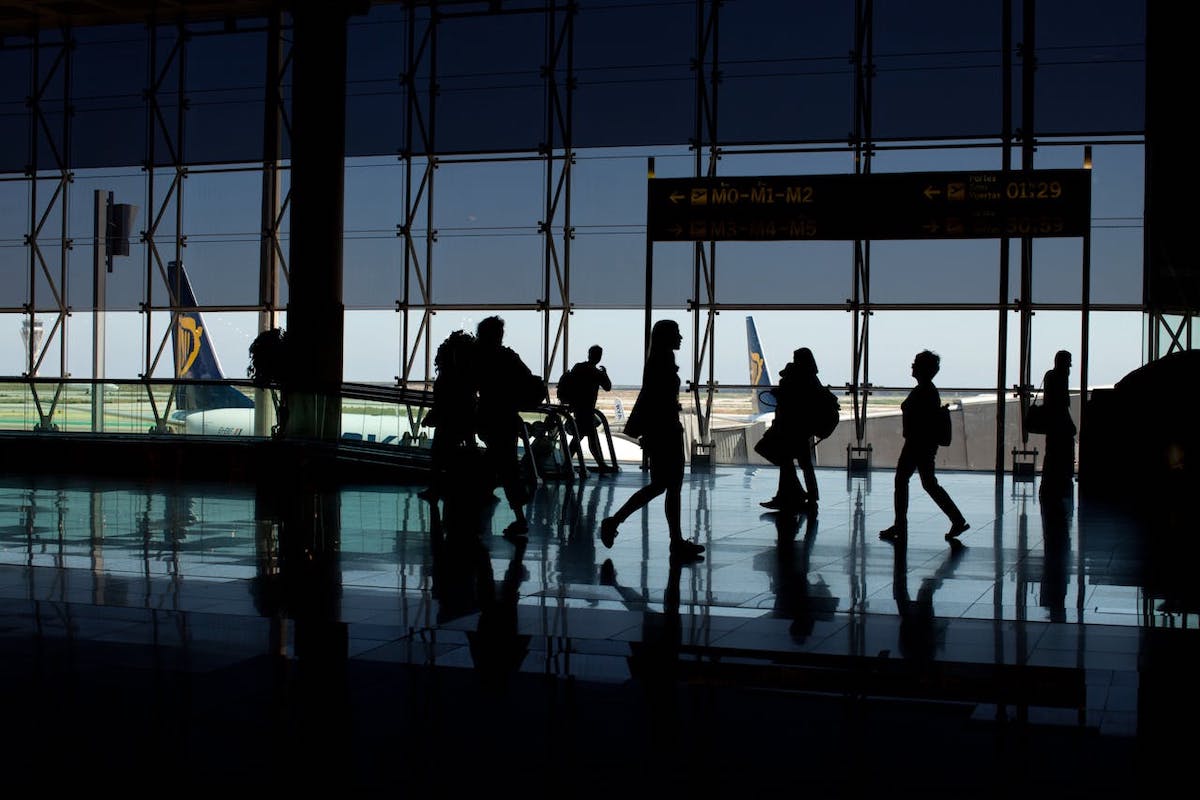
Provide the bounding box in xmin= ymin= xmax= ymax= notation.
xmin=0 ymin=1 xmax=281 ymax=36
xmin=0 ymin=1 xmax=511 ymax=37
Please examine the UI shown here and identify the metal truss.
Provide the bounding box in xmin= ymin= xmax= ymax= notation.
xmin=396 ymin=1 xmax=577 ymax=393
xmin=689 ymin=0 xmax=720 ymax=458
xmin=848 ymin=0 xmax=875 ymax=461
xmin=0 ymin=0 xmax=1144 ymax=465
xmin=539 ymin=0 xmax=575 ymax=384
xmin=993 ymin=0 xmax=1016 ymax=477
xmin=137 ymin=20 xmax=190 ymax=431
xmin=254 ymin=11 xmax=291 ymax=436
xmin=1147 ymin=311 xmax=1195 ymax=358
xmin=398 ymin=2 xmax=437 ymax=390
xmin=259 ymin=12 xmax=290 ymax=331
xmin=22 ymin=29 xmax=73 ymax=430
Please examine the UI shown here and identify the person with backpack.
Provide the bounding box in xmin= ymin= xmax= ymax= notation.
xmin=419 ymin=330 xmax=477 ymax=504
xmin=879 ymin=350 xmax=969 ymax=544
xmin=759 ymin=347 xmax=831 ymax=515
xmin=561 ymin=344 xmax=615 ymax=474
xmin=475 ymin=316 xmax=536 ymax=540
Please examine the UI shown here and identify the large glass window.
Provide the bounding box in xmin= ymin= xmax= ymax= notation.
xmin=0 ymin=4 xmax=1157 ymax=466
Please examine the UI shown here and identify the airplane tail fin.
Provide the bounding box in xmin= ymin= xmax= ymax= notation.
xmin=746 ymin=316 xmax=774 ymax=416
xmin=168 ymin=260 xmax=254 ymax=412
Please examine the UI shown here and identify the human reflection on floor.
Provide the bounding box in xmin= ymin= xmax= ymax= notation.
xmin=887 ymin=535 xmax=967 ymax=662
xmin=428 ymin=495 xmax=531 ymax=692
xmin=752 ymin=508 xmax=837 ymax=643
xmin=1039 ymin=494 xmax=1072 ymax=623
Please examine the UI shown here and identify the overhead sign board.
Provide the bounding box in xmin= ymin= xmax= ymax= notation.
xmin=647 ymin=169 xmax=1091 ymax=242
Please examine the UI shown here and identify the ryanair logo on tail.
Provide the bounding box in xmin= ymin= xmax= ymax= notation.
xmin=176 ymin=316 xmax=204 ymax=377
xmin=750 ymin=352 xmax=766 ymax=387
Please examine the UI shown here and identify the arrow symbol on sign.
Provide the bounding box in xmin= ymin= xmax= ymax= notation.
xmin=669 ymin=191 xmax=685 ymax=204
xmin=668 ymin=224 xmax=683 ymax=236
xmin=922 ymin=221 xmax=939 ymax=233
xmin=923 ymin=186 xmax=942 ymax=200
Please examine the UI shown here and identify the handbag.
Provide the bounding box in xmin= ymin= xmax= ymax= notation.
xmin=1024 ymin=397 xmax=1048 ymax=435
xmin=1024 ymin=383 xmax=1048 ymax=435
xmin=622 ymin=395 xmax=646 ymax=439
xmin=936 ymin=404 xmax=953 ymax=447
xmin=753 ymin=423 xmax=789 ymax=464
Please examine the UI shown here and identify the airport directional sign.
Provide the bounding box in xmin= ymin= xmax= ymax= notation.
xmin=647 ymin=169 xmax=1091 ymax=242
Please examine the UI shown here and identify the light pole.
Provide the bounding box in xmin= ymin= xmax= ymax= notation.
xmin=92 ymin=190 xmax=138 ymax=433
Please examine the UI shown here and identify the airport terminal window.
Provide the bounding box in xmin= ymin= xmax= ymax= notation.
xmin=869 ymin=310 xmax=1001 ymax=392
xmin=0 ymin=2 xmax=1159 ymax=464
xmin=344 ymin=310 xmax=401 ymax=384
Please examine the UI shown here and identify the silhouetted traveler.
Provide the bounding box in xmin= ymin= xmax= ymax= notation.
xmin=760 ymin=347 xmax=822 ymax=514
xmin=247 ymin=327 xmax=292 ymax=437
xmin=420 ymin=330 xmax=477 ymax=503
xmin=563 ymin=344 xmax=615 ymax=473
xmin=475 ymin=315 xmax=533 ymax=539
xmin=1040 ymin=350 xmax=1077 ymax=499
xmin=599 ymin=320 xmax=705 ymax=562
xmin=879 ymin=350 xmax=970 ymax=543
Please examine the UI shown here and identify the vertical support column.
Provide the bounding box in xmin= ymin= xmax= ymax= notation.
xmin=1144 ymin=2 xmax=1196 ymax=361
xmin=848 ymin=0 xmax=874 ymax=473
xmin=59 ymin=28 xmax=73 ymax=387
xmin=24 ymin=29 xmax=74 ymax=429
xmin=141 ymin=21 xmax=189 ymax=429
xmin=399 ymin=5 xmax=437 ymax=389
xmin=1016 ymin=0 xmax=1037 ymax=448
xmin=92 ymin=191 xmax=110 ymax=432
xmin=288 ymin=4 xmax=350 ymax=440
xmin=690 ymin=0 xmax=720 ymax=469
xmin=1079 ymin=169 xmax=1091 ymax=450
xmin=995 ymin=0 xmax=1013 ymax=477
xmin=257 ymin=11 xmax=286 ymax=437
xmin=540 ymin=0 xmax=576 ymax=383
xmin=644 ymin=157 xmax=655 ymax=358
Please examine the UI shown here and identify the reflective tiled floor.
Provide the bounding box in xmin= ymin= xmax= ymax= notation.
xmin=1 ymin=465 xmax=1195 ymax=791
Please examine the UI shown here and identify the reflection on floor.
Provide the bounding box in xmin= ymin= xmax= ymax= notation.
xmin=1 ymin=466 xmax=1195 ymax=790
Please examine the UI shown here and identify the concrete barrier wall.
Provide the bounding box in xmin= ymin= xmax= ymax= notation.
xmin=734 ymin=396 xmax=1082 ymax=473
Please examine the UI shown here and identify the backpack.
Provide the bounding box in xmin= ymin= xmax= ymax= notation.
xmin=517 ymin=369 xmax=548 ymax=411
xmin=936 ymin=403 xmax=953 ymax=447
xmin=491 ymin=346 xmax=545 ymax=411
xmin=556 ymin=367 xmax=578 ymax=406
xmin=810 ymin=386 xmax=841 ymax=440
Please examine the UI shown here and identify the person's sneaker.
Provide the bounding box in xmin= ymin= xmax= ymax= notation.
xmin=879 ymin=524 xmax=906 ymax=541
xmin=600 ymin=517 xmax=619 ymax=549
xmin=669 ymin=539 xmax=705 ymax=561
xmin=945 ymin=520 xmax=970 ymax=541
xmin=761 ymin=492 xmax=807 ymax=510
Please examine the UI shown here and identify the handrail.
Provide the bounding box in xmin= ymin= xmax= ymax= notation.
xmin=593 ymin=407 xmax=621 ymax=473
xmin=546 ymin=405 xmax=584 ymax=482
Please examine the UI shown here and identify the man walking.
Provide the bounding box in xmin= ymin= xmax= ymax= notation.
xmin=564 ymin=345 xmax=615 ymax=474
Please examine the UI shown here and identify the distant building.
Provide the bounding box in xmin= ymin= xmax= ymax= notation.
xmin=20 ymin=317 xmax=43 ymax=376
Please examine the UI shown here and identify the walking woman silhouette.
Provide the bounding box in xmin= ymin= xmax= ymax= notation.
xmin=599 ymin=320 xmax=705 ymax=562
